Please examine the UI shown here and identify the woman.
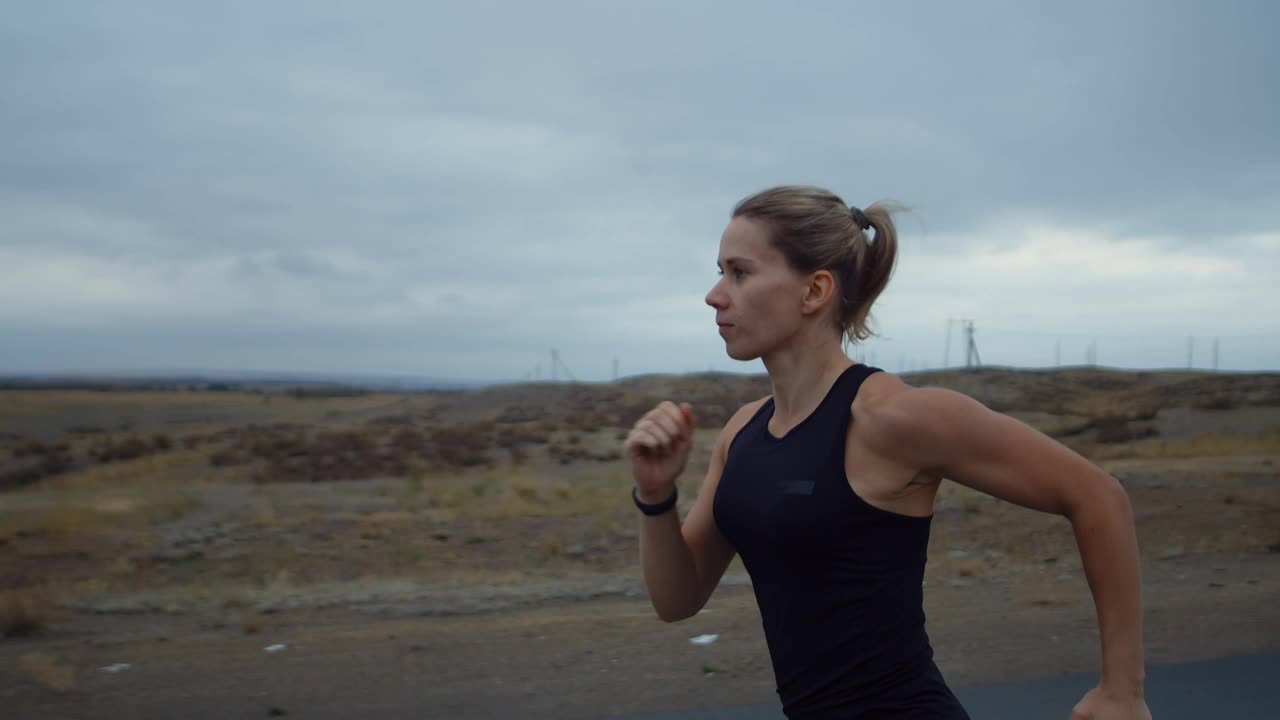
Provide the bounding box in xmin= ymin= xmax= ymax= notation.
xmin=624 ymin=185 xmax=1151 ymax=719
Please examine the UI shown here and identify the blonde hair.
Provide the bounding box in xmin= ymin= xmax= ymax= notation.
xmin=732 ymin=185 xmax=901 ymax=344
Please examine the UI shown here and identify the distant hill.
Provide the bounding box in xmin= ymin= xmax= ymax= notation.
xmin=0 ymin=369 xmax=495 ymax=393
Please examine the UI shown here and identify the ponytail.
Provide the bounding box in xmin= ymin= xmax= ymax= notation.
xmin=841 ymin=202 xmax=900 ymax=342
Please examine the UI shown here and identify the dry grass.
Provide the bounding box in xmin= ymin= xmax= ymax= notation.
xmin=0 ymin=372 xmax=1274 ymax=608
xmin=17 ymin=653 xmax=76 ymax=693
xmin=0 ymin=488 xmax=200 ymax=539
xmin=420 ymin=464 xmax=629 ymax=521
xmin=35 ymin=448 xmax=213 ymax=490
xmin=1077 ymin=429 xmax=1280 ymax=462
xmin=0 ymin=450 xmax=208 ymax=551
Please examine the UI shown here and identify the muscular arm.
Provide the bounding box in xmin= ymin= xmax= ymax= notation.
xmin=639 ymin=403 xmax=758 ymax=622
xmin=868 ymin=387 xmax=1146 ymax=697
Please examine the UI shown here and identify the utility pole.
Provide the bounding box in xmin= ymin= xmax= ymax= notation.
xmin=964 ymin=320 xmax=981 ymax=368
xmin=943 ymin=315 xmax=954 ymax=368
xmin=549 ymin=349 xmax=576 ymax=382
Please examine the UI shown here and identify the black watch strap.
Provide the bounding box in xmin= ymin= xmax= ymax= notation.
xmin=632 ymin=486 xmax=678 ymax=516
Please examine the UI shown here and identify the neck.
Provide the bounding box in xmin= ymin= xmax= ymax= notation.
xmin=761 ymin=327 xmax=855 ymax=423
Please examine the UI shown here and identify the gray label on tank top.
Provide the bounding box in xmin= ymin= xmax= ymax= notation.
xmin=784 ymin=480 xmax=815 ymax=495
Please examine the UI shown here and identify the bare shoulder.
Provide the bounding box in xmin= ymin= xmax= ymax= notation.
xmin=853 ymin=372 xmax=992 ymax=463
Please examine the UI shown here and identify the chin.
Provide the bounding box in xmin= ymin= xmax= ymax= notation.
xmin=724 ymin=343 xmax=762 ymax=362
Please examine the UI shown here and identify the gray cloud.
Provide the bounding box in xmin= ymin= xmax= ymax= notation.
xmin=2 ymin=1 xmax=1278 ymax=379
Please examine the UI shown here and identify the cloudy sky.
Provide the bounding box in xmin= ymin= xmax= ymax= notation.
xmin=2 ymin=1 xmax=1278 ymax=382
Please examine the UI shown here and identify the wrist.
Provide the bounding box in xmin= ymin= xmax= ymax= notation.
xmin=1099 ymin=673 xmax=1145 ymax=700
xmin=634 ymin=484 xmax=676 ymax=505
xmin=633 ymin=485 xmax=678 ymax=515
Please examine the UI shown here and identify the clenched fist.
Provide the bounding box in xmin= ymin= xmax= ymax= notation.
xmin=623 ymin=401 xmax=695 ymax=503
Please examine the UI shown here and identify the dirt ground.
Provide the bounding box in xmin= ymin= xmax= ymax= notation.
xmin=2 ymin=543 xmax=1277 ymax=720
xmin=1 ymin=370 xmax=1278 ymax=718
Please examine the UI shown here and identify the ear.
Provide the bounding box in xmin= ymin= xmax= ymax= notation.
xmin=799 ymin=269 xmax=837 ymax=317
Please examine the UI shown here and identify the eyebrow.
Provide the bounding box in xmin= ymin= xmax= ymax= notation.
xmin=717 ymin=256 xmax=754 ymax=268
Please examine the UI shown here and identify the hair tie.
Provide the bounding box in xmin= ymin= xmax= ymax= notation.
xmin=849 ymin=205 xmax=871 ymax=231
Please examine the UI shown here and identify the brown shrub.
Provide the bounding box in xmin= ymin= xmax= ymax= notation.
xmin=39 ymin=452 xmax=73 ymax=475
xmin=66 ymin=425 xmax=105 ymax=435
xmin=255 ymin=428 xmax=410 ymax=482
xmin=548 ymin=443 xmax=593 ymax=466
xmin=1 ymin=587 xmax=56 ymax=638
xmin=1095 ymin=418 xmax=1159 ymax=444
xmin=250 ymin=430 xmax=308 ymax=460
xmin=429 ymin=423 xmax=496 ymax=469
xmin=210 ymin=447 xmax=248 ymax=467
xmin=13 ymin=439 xmax=49 ymax=457
xmin=509 ymin=445 xmax=531 ymax=466
xmin=389 ymin=427 xmax=429 ymax=452
xmin=1195 ymin=395 xmax=1240 ymax=411
xmin=0 ymin=466 xmax=44 ymax=490
xmin=495 ymin=405 xmax=548 ymax=424
xmin=494 ymin=425 xmax=550 ymax=447
xmin=95 ymin=435 xmax=152 ymax=462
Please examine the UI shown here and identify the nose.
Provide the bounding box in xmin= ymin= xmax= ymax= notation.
xmin=705 ymin=279 xmax=728 ymax=310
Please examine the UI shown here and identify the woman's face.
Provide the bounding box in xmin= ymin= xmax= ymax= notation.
xmin=705 ymin=217 xmax=812 ymax=361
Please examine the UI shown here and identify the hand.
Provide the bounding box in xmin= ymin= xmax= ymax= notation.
xmin=1070 ymin=685 xmax=1152 ymax=720
xmin=623 ymin=401 xmax=695 ymax=502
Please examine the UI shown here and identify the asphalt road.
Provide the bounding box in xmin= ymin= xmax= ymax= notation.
xmin=622 ymin=652 xmax=1280 ymax=719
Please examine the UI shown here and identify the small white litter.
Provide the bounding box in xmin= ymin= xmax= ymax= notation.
xmin=689 ymin=634 xmax=719 ymax=646
xmin=264 ymin=644 xmax=288 ymax=653
xmin=100 ymin=663 xmax=131 ymax=673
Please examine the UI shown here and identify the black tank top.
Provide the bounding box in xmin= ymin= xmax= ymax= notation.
xmin=712 ymin=363 xmax=970 ymax=719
